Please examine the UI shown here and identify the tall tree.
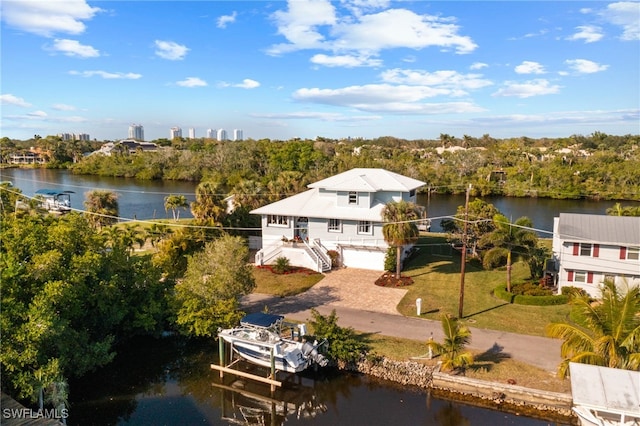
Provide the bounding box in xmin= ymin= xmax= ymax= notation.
xmin=478 ymin=214 xmax=537 ymax=292
xmin=173 ymin=235 xmax=255 ymax=337
xmin=441 ymin=199 xmax=499 ymax=257
xmin=546 ymin=280 xmax=640 ymax=378
xmin=84 ymin=190 xmax=119 ymax=229
xmin=381 ymin=200 xmax=420 ymax=279
xmin=164 ymin=194 xmax=189 ymax=221
xmin=190 ymin=181 xmax=227 ymax=225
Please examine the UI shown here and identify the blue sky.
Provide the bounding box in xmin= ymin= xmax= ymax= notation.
xmin=1 ymin=0 xmax=639 ymax=141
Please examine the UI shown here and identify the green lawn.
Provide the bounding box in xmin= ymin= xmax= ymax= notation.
xmin=253 ymin=266 xmax=324 ymax=297
xmin=396 ymin=235 xmax=571 ymax=337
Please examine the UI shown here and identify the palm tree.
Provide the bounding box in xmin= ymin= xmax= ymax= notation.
xmin=190 ymin=181 xmax=227 ymax=225
xmin=381 ymin=200 xmax=420 ymax=279
xmin=164 ymin=194 xmax=188 ymax=221
xmin=478 ymin=214 xmax=537 ymax=293
xmin=84 ymin=190 xmax=119 ymax=229
xmin=427 ymin=314 xmax=474 ymax=374
xmin=546 ymin=280 xmax=640 ymax=378
xmin=606 ymin=202 xmax=624 ymax=216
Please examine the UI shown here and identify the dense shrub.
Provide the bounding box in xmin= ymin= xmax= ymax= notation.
xmin=561 ymin=286 xmax=589 ymax=301
xmin=511 ymin=282 xmax=554 ymax=296
xmin=494 ymin=285 xmax=568 ymax=306
xmin=384 ymin=247 xmax=396 ymax=271
xmin=272 ymin=256 xmax=291 ymax=274
xmin=326 ymin=250 xmax=340 ymax=269
xmin=307 ymin=308 xmax=370 ymax=363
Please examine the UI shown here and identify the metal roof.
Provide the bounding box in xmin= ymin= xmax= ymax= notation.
xmin=307 ymin=168 xmax=425 ymax=192
xmin=557 ymin=213 xmax=640 ymax=246
xmin=570 ymin=362 xmax=640 ymax=416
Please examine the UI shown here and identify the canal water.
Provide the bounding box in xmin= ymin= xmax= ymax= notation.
xmin=2 ymin=168 xmax=636 ymax=236
xmin=68 ymin=337 xmax=570 ymax=426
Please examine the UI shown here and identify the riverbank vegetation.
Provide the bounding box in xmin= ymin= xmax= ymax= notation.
xmin=4 ymin=132 xmax=638 ymax=201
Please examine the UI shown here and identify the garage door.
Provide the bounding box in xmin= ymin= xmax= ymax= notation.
xmin=340 ymin=247 xmax=386 ymax=270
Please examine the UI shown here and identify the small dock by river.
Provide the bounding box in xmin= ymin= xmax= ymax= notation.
xmin=1 ymin=393 xmax=64 ymax=426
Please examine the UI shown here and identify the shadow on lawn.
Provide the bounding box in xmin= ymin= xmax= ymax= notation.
xmin=469 ymin=343 xmax=512 ymax=373
xmin=464 ymin=302 xmax=511 ymax=319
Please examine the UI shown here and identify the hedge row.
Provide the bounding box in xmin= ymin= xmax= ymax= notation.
xmin=493 ymin=285 xmax=569 ymax=306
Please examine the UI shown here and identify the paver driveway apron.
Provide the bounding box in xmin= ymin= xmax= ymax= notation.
xmin=293 ymin=268 xmax=408 ymax=316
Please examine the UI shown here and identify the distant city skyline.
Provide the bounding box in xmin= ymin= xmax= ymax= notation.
xmin=1 ymin=1 xmax=638 ymax=141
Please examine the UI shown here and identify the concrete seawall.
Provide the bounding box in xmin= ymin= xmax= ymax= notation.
xmin=338 ymin=356 xmax=576 ymax=423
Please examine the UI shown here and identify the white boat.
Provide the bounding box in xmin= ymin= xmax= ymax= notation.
xmin=218 ymin=313 xmax=328 ymax=373
xmin=35 ymin=189 xmax=74 ymax=213
xmin=570 ymin=362 xmax=640 ymax=426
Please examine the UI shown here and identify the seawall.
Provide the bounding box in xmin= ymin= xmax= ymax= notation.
xmin=338 ymin=356 xmax=577 ymax=424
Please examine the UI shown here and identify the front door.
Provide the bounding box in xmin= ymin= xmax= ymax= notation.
xmin=296 ymin=217 xmax=308 ymax=241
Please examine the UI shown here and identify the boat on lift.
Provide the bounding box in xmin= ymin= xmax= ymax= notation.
xmin=35 ymin=189 xmax=74 ymax=213
xmin=218 ymin=313 xmax=328 ymax=373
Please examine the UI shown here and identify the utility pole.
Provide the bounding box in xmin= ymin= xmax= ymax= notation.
xmin=458 ymin=184 xmax=471 ymax=319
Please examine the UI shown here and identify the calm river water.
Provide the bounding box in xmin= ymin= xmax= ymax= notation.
xmin=2 ymin=168 xmax=637 ymax=236
xmin=2 ymin=168 xmax=585 ymax=425
xmin=67 ymin=337 xmax=569 ymax=426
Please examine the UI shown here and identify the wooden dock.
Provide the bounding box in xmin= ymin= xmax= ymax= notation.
xmin=0 ymin=393 xmax=64 ymax=425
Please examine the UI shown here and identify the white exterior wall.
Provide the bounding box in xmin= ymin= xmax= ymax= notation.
xmin=553 ymin=216 xmax=640 ymax=297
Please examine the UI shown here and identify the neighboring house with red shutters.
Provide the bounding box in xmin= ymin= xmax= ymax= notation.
xmin=551 ymin=213 xmax=640 ymax=298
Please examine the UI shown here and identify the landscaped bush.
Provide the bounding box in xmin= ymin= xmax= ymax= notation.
xmin=384 ymin=247 xmax=396 ymax=272
xmin=326 ymin=250 xmax=340 ymax=269
xmin=272 ymin=256 xmax=291 ymax=274
xmin=493 ymin=284 xmax=568 ymax=306
xmin=561 ymin=286 xmax=589 ymax=301
xmin=511 ymin=282 xmax=554 ymax=296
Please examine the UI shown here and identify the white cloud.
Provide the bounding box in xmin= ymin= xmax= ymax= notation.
xmin=1 ymin=0 xmax=102 ymax=37
xmin=217 ymin=11 xmax=237 ymax=28
xmin=154 ymin=40 xmax=189 ymax=60
xmin=28 ymin=110 xmax=48 ymax=118
xmin=52 ymin=104 xmax=76 ymax=111
xmin=251 ymin=111 xmax=382 ymax=122
xmin=268 ymin=2 xmax=477 ymax=57
xmin=565 ymin=59 xmax=609 ymax=74
xmin=380 ymin=69 xmax=492 ymax=94
xmin=310 ymin=54 xmax=382 ymax=67
xmin=331 ymin=9 xmax=477 ymax=54
xmin=492 ymin=79 xmax=561 ymax=98
xmin=600 ymin=2 xmax=640 ymax=41
xmin=567 ymin=25 xmax=604 ymax=43
xmin=218 ymin=79 xmax=260 ymax=89
xmin=176 ymin=77 xmax=208 ymax=88
xmin=470 ymin=62 xmax=488 ymax=70
xmin=292 ymin=84 xmax=485 ymax=114
xmin=51 ymin=39 xmax=100 ymax=57
xmin=514 ymin=61 xmax=546 ymax=74
xmin=69 ymin=70 xmax=142 ymax=79
xmin=269 ymin=0 xmax=337 ymax=54
xmin=1 ymin=94 xmax=32 ymax=107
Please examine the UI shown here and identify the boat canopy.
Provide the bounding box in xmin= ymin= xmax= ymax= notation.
xmin=570 ymin=362 xmax=640 ymax=417
xmin=240 ymin=313 xmax=284 ymax=328
xmin=35 ymin=189 xmax=75 ymax=196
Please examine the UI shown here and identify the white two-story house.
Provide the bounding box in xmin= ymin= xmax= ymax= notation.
xmin=551 ymin=213 xmax=640 ymax=298
xmin=251 ymin=168 xmax=426 ymax=272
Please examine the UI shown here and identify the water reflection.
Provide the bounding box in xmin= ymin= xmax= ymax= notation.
xmin=68 ymin=337 xmax=567 ymax=426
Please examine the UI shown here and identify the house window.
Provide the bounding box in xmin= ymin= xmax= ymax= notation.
xmin=574 ymin=271 xmax=587 ymax=283
xmin=409 ymin=189 xmax=416 ymax=197
xmin=348 ymin=191 xmax=357 ymax=205
xmin=357 ymin=221 xmax=372 ymax=235
xmin=328 ymin=219 xmax=341 ymax=232
xmin=579 ymin=243 xmax=592 ymax=256
xmin=267 ymin=215 xmax=288 ymax=226
xmin=573 ymin=243 xmax=599 ymax=257
xmin=628 ymin=247 xmax=639 ymax=260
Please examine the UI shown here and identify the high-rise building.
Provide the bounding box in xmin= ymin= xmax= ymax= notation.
xmin=216 ymin=129 xmax=227 ymax=141
xmin=75 ymin=133 xmax=90 ymax=141
xmin=128 ymin=124 xmax=144 ymax=141
xmin=170 ymin=127 xmax=182 ymax=139
xmin=188 ymin=128 xmax=196 ymax=139
xmin=233 ymin=129 xmax=243 ymax=141
xmin=206 ymin=128 xmax=215 ymax=139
